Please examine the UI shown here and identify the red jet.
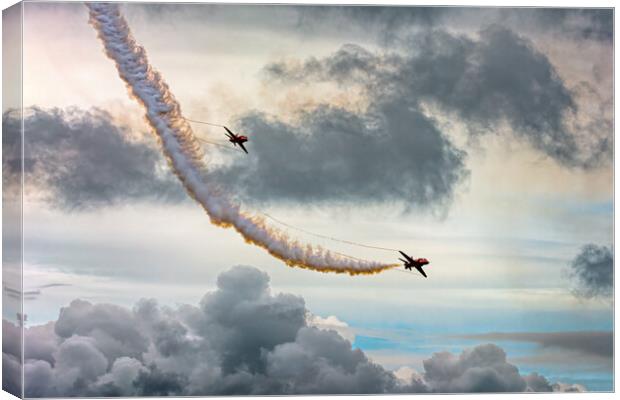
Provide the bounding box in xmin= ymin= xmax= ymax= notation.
xmin=224 ymin=127 xmax=249 ymax=154
xmin=399 ymin=251 xmax=430 ymax=278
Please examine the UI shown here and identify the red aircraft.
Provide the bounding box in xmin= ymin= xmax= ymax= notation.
xmin=399 ymin=251 xmax=430 ymax=278
xmin=224 ymin=127 xmax=249 ymax=154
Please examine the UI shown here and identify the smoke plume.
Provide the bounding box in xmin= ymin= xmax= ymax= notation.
xmin=87 ymin=3 xmax=397 ymax=275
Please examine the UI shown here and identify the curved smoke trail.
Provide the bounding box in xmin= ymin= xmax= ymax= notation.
xmin=87 ymin=3 xmax=398 ymax=275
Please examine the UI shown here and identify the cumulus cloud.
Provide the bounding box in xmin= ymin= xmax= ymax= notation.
xmin=2 ymin=108 xmax=185 ymax=211
xmin=264 ymin=26 xmax=611 ymax=170
xmin=567 ymin=244 xmax=613 ymax=299
xmin=423 ymin=344 xmax=528 ymax=392
xmin=457 ymin=331 xmax=613 ymax=361
xmin=3 ymin=266 xmax=585 ymax=396
xmin=551 ymin=382 xmax=587 ymax=392
xmin=307 ymin=313 xmax=355 ymax=343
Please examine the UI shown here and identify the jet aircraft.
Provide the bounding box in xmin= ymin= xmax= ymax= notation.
xmin=398 ymin=251 xmax=430 ymax=278
xmin=224 ymin=127 xmax=249 ymax=154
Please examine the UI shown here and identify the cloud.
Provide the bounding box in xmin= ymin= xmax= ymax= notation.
xmin=5 ymin=103 xmax=467 ymax=213
xmin=567 ymin=244 xmax=613 ymax=299
xmin=296 ymin=7 xmax=612 ymax=44
xmin=212 ymin=23 xmax=610 ymax=210
xmin=3 ymin=352 xmax=22 ymax=397
xmin=456 ymin=331 xmax=613 ymax=360
xmin=503 ymin=8 xmax=613 ymax=42
xmin=3 ymin=282 xmax=72 ymax=302
xmin=54 ymin=299 xmax=149 ymax=362
xmin=551 ymin=382 xmax=587 ymax=392
xmin=216 ymin=40 xmax=472 ymax=211
xmin=264 ymin=26 xmax=611 ymax=170
xmin=2 ymin=319 xmax=21 ymax=360
xmin=8 ymin=22 xmax=610 ymax=214
xmin=2 ymin=108 xmax=185 ymax=211
xmin=423 ymin=344 xmax=527 ymax=392
xmin=213 ymin=104 xmax=468 ymax=212
xmin=306 ymin=313 xmax=355 ymax=343
xmin=3 ymin=266 xmax=584 ymax=396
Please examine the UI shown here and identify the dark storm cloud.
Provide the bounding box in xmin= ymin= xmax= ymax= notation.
xmin=4 ymin=266 xmax=584 ymax=396
xmin=296 ymin=6 xmax=612 ymax=43
xmin=9 ymin=20 xmax=610 ymax=213
xmin=265 ymin=26 xmax=610 ymax=170
xmin=125 ymin=4 xmax=612 ymax=46
xmin=295 ymin=5 xmax=449 ymax=39
xmin=567 ymin=244 xmax=613 ymax=299
xmin=213 ymin=24 xmax=611 ymax=208
xmin=6 ymin=103 xmax=468 ymax=212
xmin=503 ymin=8 xmax=613 ymax=42
xmin=2 ymin=108 xmax=185 ymax=211
xmin=457 ymin=331 xmax=613 ymax=359
xmin=214 ymin=104 xmax=468 ymax=211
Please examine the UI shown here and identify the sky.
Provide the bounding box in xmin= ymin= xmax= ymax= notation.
xmin=2 ymin=2 xmax=614 ymax=396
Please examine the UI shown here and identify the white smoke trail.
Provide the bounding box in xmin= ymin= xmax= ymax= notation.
xmin=87 ymin=3 xmax=398 ymax=275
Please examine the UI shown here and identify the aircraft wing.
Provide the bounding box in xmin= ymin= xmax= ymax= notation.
xmin=238 ymin=142 xmax=249 ymax=154
xmin=414 ymin=265 xmax=428 ymax=278
xmin=223 ymin=126 xmax=235 ymax=137
xmin=399 ymin=251 xmax=414 ymax=263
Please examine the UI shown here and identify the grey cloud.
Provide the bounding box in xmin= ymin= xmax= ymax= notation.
xmin=123 ymin=5 xmax=612 ymax=46
xmin=264 ymin=44 xmax=386 ymax=84
xmin=297 ymin=5 xmax=447 ymax=29
xmin=423 ymin=344 xmax=526 ymax=392
xmin=6 ymin=103 xmax=468 ymax=212
xmin=2 ymin=108 xmax=185 ymax=211
xmin=53 ymin=336 xmax=109 ymax=392
xmin=23 ymin=360 xmax=53 ymax=397
xmin=296 ymin=7 xmax=612 ymax=44
xmin=38 ymin=283 xmax=72 ymax=289
xmin=3 ymin=266 xmax=585 ymax=396
xmin=522 ymin=372 xmax=585 ymax=392
xmin=54 ymin=299 xmax=149 ymax=362
xmin=551 ymin=382 xmax=587 ymax=392
xmin=132 ymin=365 xmax=187 ymax=396
xmin=265 ymin=26 xmax=610 ymax=169
xmin=215 ymin=94 xmax=468 ymax=212
xmin=503 ymin=8 xmax=613 ymax=42
xmin=95 ymin=357 xmax=147 ymax=396
xmin=3 ymin=282 xmax=72 ymax=302
xmin=422 ymin=345 xmax=584 ymax=393
xmin=11 ymin=22 xmax=610 ymax=213
xmin=3 ymin=352 xmax=22 ymax=397
xmin=3 ymin=285 xmax=22 ymax=300
xmin=456 ymin=331 xmax=613 ymax=360
xmin=213 ymin=23 xmax=611 ymax=209
xmin=524 ymin=372 xmax=553 ymax=392
xmin=24 ymin=322 xmax=57 ymax=365
xmin=265 ymin=326 xmax=401 ymax=394
xmin=3 ymin=319 xmax=21 ymax=360
xmin=568 ymin=244 xmax=613 ymax=299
